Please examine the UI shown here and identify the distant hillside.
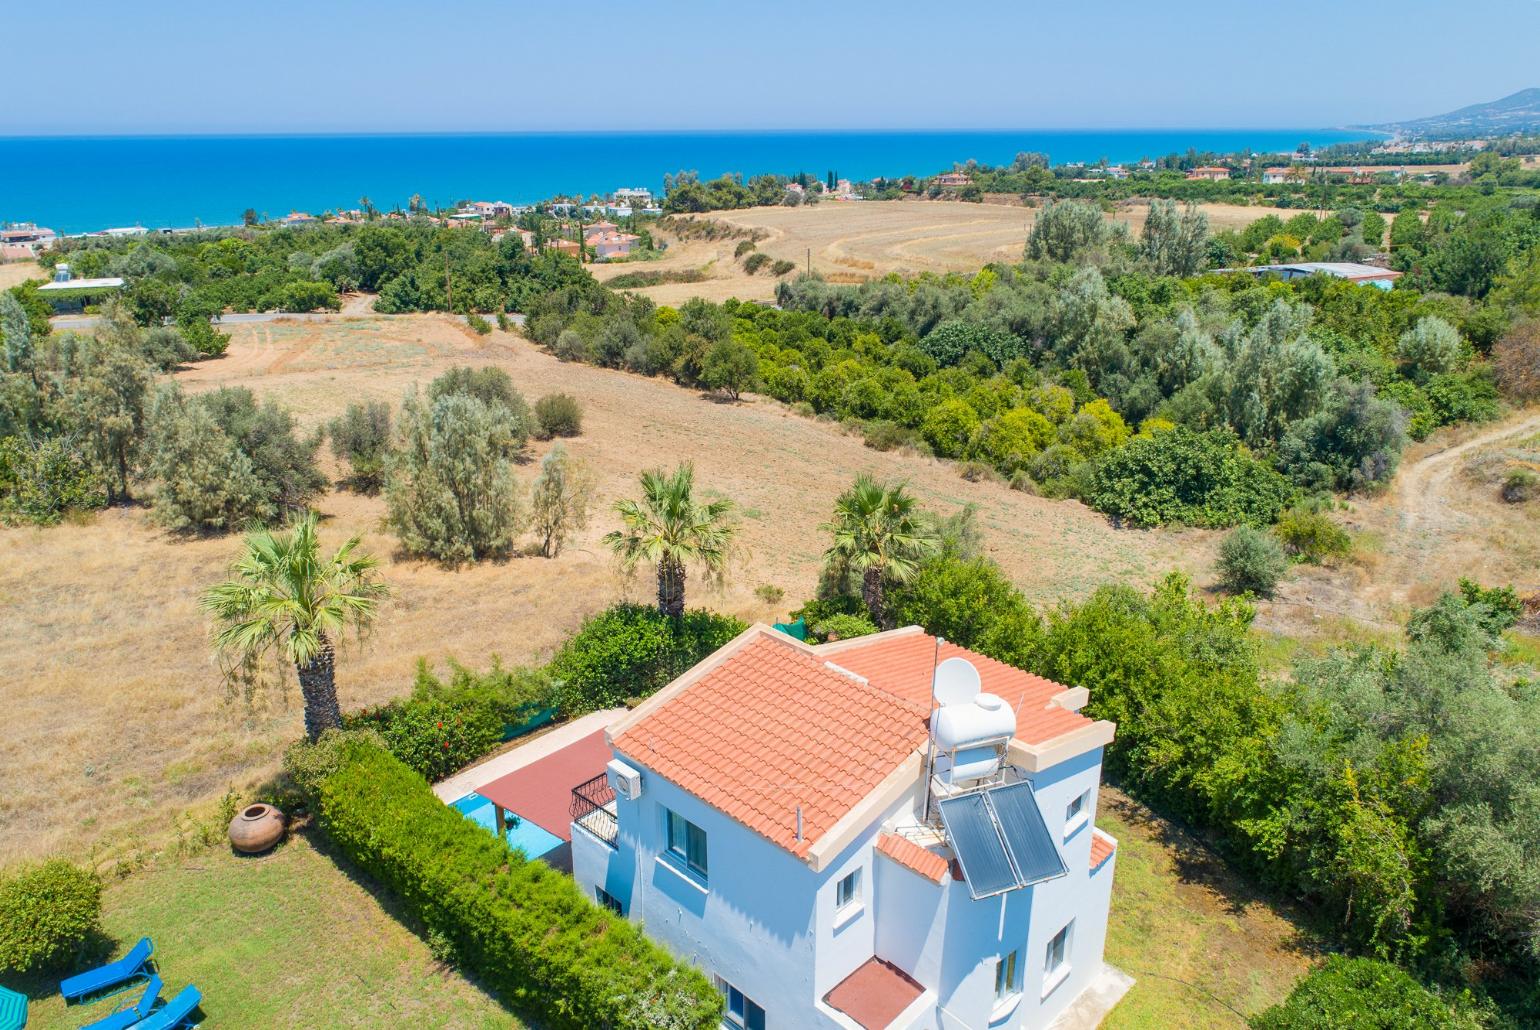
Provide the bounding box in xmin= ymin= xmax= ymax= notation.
xmin=1362 ymin=88 xmax=1540 ymax=138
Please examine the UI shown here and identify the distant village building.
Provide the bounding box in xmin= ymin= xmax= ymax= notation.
xmin=1104 ymin=165 xmax=1129 ymax=180
xmin=1245 ymin=261 xmax=1402 ymax=290
xmin=1185 ymin=166 xmax=1230 ymax=181
xmin=547 ymin=238 xmax=582 ymax=258
xmin=1262 ymin=167 xmax=1295 ymax=184
xmin=934 ymin=172 xmax=973 ymax=187
xmin=612 ymin=187 xmax=653 ymax=206
xmin=591 ymin=230 xmax=641 ymax=260
xmin=282 ymin=211 xmax=317 ymax=226
xmin=582 ymin=221 xmax=620 ymax=241
xmin=460 ymin=200 xmax=517 ymax=220
xmin=36 ymin=262 xmax=126 ymax=311
xmin=0 ymin=223 xmax=57 ymax=256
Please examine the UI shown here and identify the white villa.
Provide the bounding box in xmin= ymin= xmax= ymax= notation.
xmin=569 ymin=623 xmax=1125 ymax=1029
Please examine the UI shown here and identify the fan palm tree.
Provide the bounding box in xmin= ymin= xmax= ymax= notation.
xmin=202 ymin=512 xmax=387 ymax=740
xmin=822 ymin=476 xmax=939 ymax=627
xmin=604 ymin=464 xmax=737 ymax=617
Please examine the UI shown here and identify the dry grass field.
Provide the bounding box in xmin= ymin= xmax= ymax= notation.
xmin=0 ymin=260 xmax=44 ymax=290
xmin=593 ymin=198 xmax=1303 ymax=304
xmin=0 ymin=314 xmax=1212 ymax=865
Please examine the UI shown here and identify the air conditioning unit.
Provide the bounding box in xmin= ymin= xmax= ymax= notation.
xmin=607 ymin=759 xmax=642 ymax=800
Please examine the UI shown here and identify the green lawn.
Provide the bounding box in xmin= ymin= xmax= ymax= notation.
xmin=6 ymin=833 xmax=515 ymax=1029
xmin=1100 ymin=788 xmax=1320 ymax=1028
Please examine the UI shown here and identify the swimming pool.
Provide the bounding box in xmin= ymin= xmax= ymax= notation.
xmin=450 ymin=792 xmax=564 ymax=858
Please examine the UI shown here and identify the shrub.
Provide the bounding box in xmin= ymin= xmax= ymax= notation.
xmin=1273 ymin=506 xmax=1352 ymax=564
xmin=956 ymin=460 xmax=1004 ymax=484
xmin=1250 ymin=956 xmax=1483 ymax=1030
xmin=1424 ymin=367 xmax=1500 ymax=426
xmin=0 ymin=860 xmax=103 ymax=973
xmin=327 ymin=401 xmax=392 ymax=494
xmin=554 ymin=329 xmax=589 ymax=362
xmin=547 ymin=603 xmax=745 ymax=715
xmin=1396 ymin=316 xmax=1464 ymax=383
xmin=742 ymin=252 xmax=771 ymax=274
xmin=810 ymin=612 xmax=878 ymax=641
xmin=343 ymin=660 xmax=553 ymax=780
xmin=862 ymin=420 xmax=920 ymax=452
xmin=495 ymin=312 xmax=511 ymax=331
xmin=1492 ymin=319 xmax=1540 ymax=401
xmin=1087 ymin=427 xmax=1295 ymax=528
xmin=385 ymin=388 xmax=523 ymax=563
xmin=1217 ymin=526 xmax=1288 ymax=596
xmin=314 ymin=738 xmax=721 ymax=1030
xmin=1501 ymin=467 xmax=1538 ymax=502
xmin=754 ymin=583 xmax=785 ymax=605
xmin=428 ymin=366 xmax=530 ymax=443
xmin=147 ymin=385 xmax=325 ymax=532
xmin=0 ymin=435 xmax=105 ymax=526
xmin=733 ymin=240 xmax=756 ymax=258
xmin=888 ymin=555 xmax=1043 ymax=666
xmin=770 ymin=259 xmax=796 ymax=276
xmin=529 ymin=443 xmax=594 ymax=558
xmin=533 ymin=393 xmax=583 ymax=440
xmin=465 ymin=312 xmax=492 ymax=335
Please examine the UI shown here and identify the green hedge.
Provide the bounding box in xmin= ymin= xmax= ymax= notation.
xmin=316 ymin=738 xmax=721 ymax=1030
xmin=1250 ymin=956 xmax=1485 ymax=1029
xmin=0 ymin=860 xmax=103 ymax=973
xmin=548 ymin=604 xmax=745 ymax=715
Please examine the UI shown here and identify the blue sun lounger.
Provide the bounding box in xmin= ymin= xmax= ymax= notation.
xmin=60 ymin=939 xmax=154 ymax=1004
xmin=80 ymin=975 xmax=162 ymax=1030
xmin=128 ymin=985 xmax=199 ymax=1030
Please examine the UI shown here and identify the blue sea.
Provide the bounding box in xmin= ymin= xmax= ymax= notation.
xmin=0 ymin=128 xmax=1374 ymax=235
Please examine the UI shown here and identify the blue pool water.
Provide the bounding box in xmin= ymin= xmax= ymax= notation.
xmin=450 ymin=792 xmax=564 ymax=859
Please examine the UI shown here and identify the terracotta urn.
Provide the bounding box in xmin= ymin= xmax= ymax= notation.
xmin=228 ymin=802 xmax=286 ymax=854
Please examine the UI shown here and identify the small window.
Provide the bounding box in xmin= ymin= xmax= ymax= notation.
xmin=1064 ymin=789 xmax=1091 ymax=838
xmin=665 ymin=808 xmax=708 ymax=878
xmin=1045 ymin=921 xmax=1072 ymax=977
xmin=835 ymin=868 xmax=862 ymax=912
xmin=717 ymin=977 xmax=766 ymax=1030
xmin=595 ymin=886 xmax=624 ymax=915
xmin=994 ymin=948 xmax=1020 ymax=1001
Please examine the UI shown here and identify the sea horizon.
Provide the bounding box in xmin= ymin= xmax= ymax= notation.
xmin=3 ymin=127 xmax=1374 ymax=235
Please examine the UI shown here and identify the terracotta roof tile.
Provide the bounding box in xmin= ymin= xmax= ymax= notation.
xmin=824 ymin=957 xmax=925 ymax=1030
xmin=816 ymin=631 xmax=1090 ymax=746
xmin=614 ymin=631 xmax=930 ymax=858
xmin=1090 ymin=828 xmax=1117 ymax=871
xmin=876 ymin=832 xmax=949 ymax=884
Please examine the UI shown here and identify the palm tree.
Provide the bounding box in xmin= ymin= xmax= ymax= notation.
xmin=604 ymin=464 xmax=737 ymax=617
xmin=202 ymin=512 xmax=387 ymax=740
xmin=822 ymin=476 xmax=939 ymax=628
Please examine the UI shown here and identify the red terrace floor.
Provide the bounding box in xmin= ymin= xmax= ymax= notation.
xmin=825 ymin=957 xmax=926 ymax=1029
xmin=477 ymin=729 xmax=611 ymax=842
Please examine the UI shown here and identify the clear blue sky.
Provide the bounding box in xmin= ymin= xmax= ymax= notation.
xmin=3 ymin=0 xmax=1536 ymax=135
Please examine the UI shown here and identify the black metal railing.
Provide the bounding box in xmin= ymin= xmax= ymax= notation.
xmin=571 ymin=773 xmax=618 ymax=847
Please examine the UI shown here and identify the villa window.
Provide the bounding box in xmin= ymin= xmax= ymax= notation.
xmin=595 ymin=886 xmax=624 ymax=916
xmin=835 ymin=868 xmax=862 ymax=912
xmin=994 ymin=948 xmax=1020 ymax=1001
xmin=1043 ymin=921 xmax=1074 ymax=997
xmin=1064 ymin=789 xmax=1091 ymax=839
xmin=665 ymin=808 xmax=709 ymax=878
xmin=716 ymin=976 xmax=766 ymax=1030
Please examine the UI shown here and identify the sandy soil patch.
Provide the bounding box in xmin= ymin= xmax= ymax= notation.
xmin=0 ymin=314 xmax=1209 ymax=864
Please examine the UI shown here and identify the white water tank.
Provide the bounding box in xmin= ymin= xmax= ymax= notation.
xmin=933 ymin=692 xmax=1015 ymax=750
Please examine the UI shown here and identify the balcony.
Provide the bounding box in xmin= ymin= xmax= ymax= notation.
xmin=570 ymin=773 xmax=618 ymax=848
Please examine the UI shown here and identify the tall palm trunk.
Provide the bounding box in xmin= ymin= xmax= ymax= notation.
xmin=863 ymin=567 xmax=888 ymax=629
xmin=295 ymin=630 xmax=343 ymax=741
xmin=657 ymin=557 xmax=686 ymax=618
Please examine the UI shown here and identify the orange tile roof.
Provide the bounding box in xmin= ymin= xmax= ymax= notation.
xmin=816 ymin=630 xmax=1090 ymax=746
xmin=614 ymin=630 xmax=930 ymax=858
xmin=1090 ymin=828 xmax=1117 ymax=871
xmin=876 ymin=832 xmax=949 ymax=883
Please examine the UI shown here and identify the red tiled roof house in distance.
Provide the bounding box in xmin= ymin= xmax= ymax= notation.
xmin=570 ymin=624 xmax=1125 ymax=1029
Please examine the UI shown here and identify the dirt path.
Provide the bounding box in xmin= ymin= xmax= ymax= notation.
xmin=1258 ymin=410 xmax=1540 ymax=637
